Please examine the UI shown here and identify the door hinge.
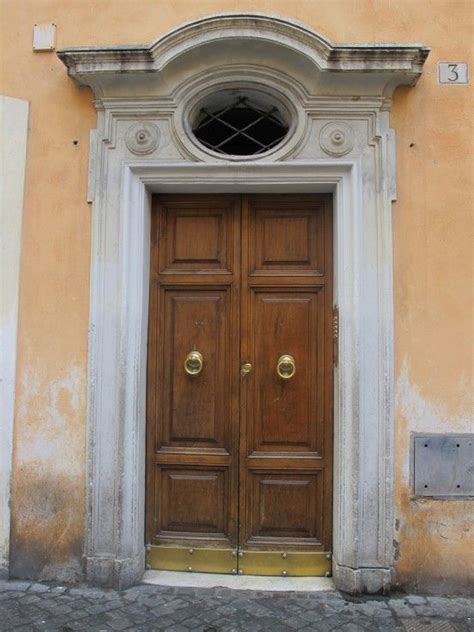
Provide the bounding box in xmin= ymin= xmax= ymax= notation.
xmin=333 ymin=305 xmax=339 ymax=368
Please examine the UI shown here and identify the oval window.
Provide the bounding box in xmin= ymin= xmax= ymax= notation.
xmin=191 ymin=91 xmax=290 ymax=157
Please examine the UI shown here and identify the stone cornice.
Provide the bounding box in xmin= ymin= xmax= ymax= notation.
xmin=57 ymin=13 xmax=429 ymax=97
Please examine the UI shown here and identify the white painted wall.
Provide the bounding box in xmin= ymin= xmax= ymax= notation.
xmin=0 ymin=96 xmax=29 ymax=576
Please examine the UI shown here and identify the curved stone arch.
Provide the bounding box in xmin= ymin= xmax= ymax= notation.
xmin=148 ymin=13 xmax=348 ymax=72
xmin=57 ymin=13 xmax=429 ymax=592
xmin=59 ymin=13 xmax=428 ymax=90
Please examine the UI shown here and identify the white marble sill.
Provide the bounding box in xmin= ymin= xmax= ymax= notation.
xmin=143 ymin=570 xmax=335 ymax=592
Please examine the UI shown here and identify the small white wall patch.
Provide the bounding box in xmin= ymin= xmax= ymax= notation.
xmin=33 ymin=23 xmax=56 ymax=51
xmin=438 ymin=62 xmax=469 ymax=84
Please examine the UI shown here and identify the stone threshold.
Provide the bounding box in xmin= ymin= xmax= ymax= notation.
xmin=142 ymin=570 xmax=335 ymax=592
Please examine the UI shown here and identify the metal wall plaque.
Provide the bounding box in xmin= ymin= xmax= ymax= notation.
xmin=413 ymin=434 xmax=473 ymax=498
xmin=438 ymin=62 xmax=469 ymax=84
xmin=33 ymin=23 xmax=57 ymax=52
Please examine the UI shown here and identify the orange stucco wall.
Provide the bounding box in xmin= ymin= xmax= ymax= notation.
xmin=2 ymin=0 xmax=473 ymax=591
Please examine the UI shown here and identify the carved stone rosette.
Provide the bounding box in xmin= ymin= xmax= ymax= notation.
xmin=125 ymin=122 xmax=160 ymax=155
xmin=319 ymin=121 xmax=355 ymax=157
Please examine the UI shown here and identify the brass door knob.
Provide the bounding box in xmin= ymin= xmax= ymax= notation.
xmin=277 ymin=354 xmax=296 ymax=380
xmin=241 ymin=362 xmax=252 ymax=376
xmin=184 ymin=351 xmax=204 ymax=376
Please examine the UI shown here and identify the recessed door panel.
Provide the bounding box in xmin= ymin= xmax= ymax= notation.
xmin=156 ymin=467 xmax=228 ymax=538
xmin=249 ymin=196 xmax=325 ymax=275
xmin=247 ymin=472 xmax=323 ymax=543
xmin=250 ymin=289 xmax=324 ymax=453
xmin=158 ymin=196 xmax=236 ymax=274
xmin=160 ymin=288 xmax=230 ymax=449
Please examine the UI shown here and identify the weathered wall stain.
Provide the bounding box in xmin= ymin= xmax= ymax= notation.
xmin=394 ymin=362 xmax=474 ymax=594
xmin=396 ymin=363 xmax=471 ymax=444
xmin=10 ymin=470 xmax=83 ymax=582
xmin=16 ymin=365 xmax=83 ymax=475
xmin=10 ymin=365 xmax=86 ymax=582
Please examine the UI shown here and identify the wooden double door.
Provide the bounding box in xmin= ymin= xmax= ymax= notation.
xmin=146 ymin=194 xmax=333 ymax=576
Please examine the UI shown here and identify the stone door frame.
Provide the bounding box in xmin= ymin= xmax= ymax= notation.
xmin=85 ymin=160 xmax=391 ymax=593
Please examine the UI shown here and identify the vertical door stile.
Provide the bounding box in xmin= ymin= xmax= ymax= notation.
xmin=238 ymin=195 xmax=251 ymax=570
xmin=230 ymin=195 xmax=242 ymax=558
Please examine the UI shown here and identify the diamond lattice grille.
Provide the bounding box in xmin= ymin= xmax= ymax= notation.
xmin=193 ymin=96 xmax=289 ymax=156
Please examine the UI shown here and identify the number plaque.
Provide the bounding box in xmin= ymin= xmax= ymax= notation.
xmin=438 ymin=62 xmax=469 ymax=84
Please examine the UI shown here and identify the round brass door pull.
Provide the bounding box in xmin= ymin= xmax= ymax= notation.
xmin=184 ymin=351 xmax=204 ymax=376
xmin=277 ymin=354 xmax=296 ymax=380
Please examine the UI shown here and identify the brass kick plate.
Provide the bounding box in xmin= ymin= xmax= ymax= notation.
xmin=147 ymin=546 xmax=332 ymax=576
xmin=147 ymin=546 xmax=236 ymax=574
xmin=239 ymin=551 xmax=331 ymax=577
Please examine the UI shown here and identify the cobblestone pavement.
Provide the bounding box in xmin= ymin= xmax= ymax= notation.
xmin=0 ymin=579 xmax=473 ymax=631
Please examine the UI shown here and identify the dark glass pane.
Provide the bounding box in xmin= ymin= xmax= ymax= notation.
xmin=221 ymin=107 xmax=261 ymax=129
xmin=219 ymin=135 xmax=262 ymax=155
xmin=251 ymin=118 xmax=286 ymax=145
xmin=194 ymin=118 xmax=234 ymax=147
xmin=192 ymin=98 xmax=288 ymax=156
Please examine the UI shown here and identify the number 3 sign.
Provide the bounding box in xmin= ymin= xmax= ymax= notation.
xmin=438 ymin=62 xmax=469 ymax=84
